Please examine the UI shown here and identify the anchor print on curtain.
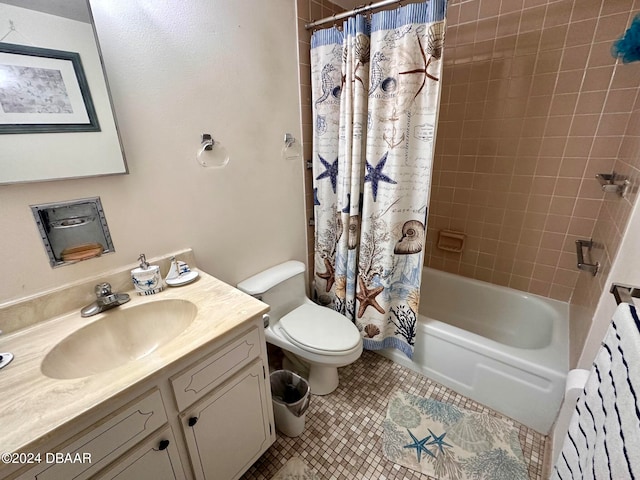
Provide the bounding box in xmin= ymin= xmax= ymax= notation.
xmin=311 ymin=1 xmax=447 ymax=359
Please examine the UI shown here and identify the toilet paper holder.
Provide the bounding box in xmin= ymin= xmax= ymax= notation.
xmin=610 ymin=283 xmax=640 ymax=306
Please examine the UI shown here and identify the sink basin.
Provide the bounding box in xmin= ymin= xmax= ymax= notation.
xmin=41 ymin=299 xmax=198 ymax=379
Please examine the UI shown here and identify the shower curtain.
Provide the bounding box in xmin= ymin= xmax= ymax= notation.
xmin=311 ymin=1 xmax=447 ymax=359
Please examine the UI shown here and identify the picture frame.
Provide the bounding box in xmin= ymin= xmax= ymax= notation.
xmin=0 ymin=42 xmax=100 ymax=134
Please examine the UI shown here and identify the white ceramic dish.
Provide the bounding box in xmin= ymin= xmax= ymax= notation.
xmin=166 ymin=271 xmax=199 ymax=287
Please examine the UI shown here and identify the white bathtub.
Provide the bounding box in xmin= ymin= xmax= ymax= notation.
xmin=377 ymin=267 xmax=569 ymax=434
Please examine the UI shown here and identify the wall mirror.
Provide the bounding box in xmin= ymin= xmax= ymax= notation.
xmin=0 ymin=0 xmax=127 ymax=184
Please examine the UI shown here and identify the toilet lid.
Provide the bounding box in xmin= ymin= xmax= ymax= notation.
xmin=279 ymin=304 xmax=361 ymax=353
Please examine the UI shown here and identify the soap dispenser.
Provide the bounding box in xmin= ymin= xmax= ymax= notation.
xmin=131 ymin=254 xmax=164 ymax=295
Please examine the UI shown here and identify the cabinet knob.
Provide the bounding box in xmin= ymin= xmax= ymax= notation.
xmin=188 ymin=416 xmax=199 ymax=427
xmin=158 ymin=439 xmax=170 ymax=451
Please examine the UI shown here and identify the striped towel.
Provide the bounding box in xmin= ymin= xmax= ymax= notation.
xmin=552 ymin=303 xmax=640 ymax=480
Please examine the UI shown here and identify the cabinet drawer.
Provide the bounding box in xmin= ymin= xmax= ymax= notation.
xmin=171 ymin=326 xmax=261 ymax=411
xmin=95 ymin=426 xmax=185 ymax=480
xmin=17 ymin=389 xmax=167 ymax=480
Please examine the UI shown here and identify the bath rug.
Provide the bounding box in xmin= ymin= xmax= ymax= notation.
xmin=270 ymin=456 xmax=320 ymax=480
xmin=383 ymin=391 xmax=528 ymax=480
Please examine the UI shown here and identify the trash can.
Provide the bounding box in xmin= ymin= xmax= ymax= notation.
xmin=270 ymin=370 xmax=311 ymax=437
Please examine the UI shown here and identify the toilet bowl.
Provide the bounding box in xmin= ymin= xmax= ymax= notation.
xmin=237 ymin=260 xmax=362 ymax=395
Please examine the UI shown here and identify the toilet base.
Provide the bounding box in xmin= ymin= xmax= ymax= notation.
xmin=282 ymin=355 xmax=339 ymax=395
xmin=308 ymin=364 xmax=339 ymax=395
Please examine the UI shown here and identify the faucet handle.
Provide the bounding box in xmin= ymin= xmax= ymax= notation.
xmin=95 ymin=283 xmax=113 ymax=298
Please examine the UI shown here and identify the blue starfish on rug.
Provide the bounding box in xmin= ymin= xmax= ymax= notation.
xmin=403 ymin=429 xmax=436 ymax=462
xmin=426 ymin=429 xmax=452 ymax=453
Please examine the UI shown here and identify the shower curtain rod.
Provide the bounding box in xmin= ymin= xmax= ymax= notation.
xmin=304 ymin=0 xmax=404 ymax=30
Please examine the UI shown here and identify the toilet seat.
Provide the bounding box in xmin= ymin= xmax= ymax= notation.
xmin=279 ymin=304 xmax=361 ymax=356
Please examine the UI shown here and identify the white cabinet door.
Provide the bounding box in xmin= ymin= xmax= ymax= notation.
xmin=181 ymin=360 xmax=273 ymax=480
xmin=95 ymin=426 xmax=186 ymax=480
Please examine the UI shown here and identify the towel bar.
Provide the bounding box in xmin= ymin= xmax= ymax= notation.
xmin=610 ymin=283 xmax=640 ymax=306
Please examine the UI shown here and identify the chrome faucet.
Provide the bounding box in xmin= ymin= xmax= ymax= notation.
xmin=81 ymin=282 xmax=130 ymax=317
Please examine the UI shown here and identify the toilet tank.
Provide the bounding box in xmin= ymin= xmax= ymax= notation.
xmin=237 ymin=261 xmax=308 ymax=324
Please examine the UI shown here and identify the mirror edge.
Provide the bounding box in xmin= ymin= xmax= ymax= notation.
xmin=0 ymin=0 xmax=129 ymax=185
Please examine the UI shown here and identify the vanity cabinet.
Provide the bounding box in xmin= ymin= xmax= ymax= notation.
xmin=9 ymin=317 xmax=274 ymax=480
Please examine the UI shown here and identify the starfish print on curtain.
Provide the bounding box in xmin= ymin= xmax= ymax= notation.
xmin=356 ymin=276 xmax=385 ymax=317
xmin=398 ymin=22 xmax=445 ymax=102
xmin=316 ymin=154 xmax=339 ymax=193
xmin=317 ymin=258 xmax=335 ymax=292
xmin=364 ymin=152 xmax=397 ymax=202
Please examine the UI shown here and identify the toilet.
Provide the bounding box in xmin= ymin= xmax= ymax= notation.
xmin=237 ymin=260 xmax=362 ymax=395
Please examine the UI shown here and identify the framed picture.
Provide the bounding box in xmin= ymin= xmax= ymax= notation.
xmin=0 ymin=42 xmax=100 ymax=134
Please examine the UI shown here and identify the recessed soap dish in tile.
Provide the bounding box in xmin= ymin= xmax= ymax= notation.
xmin=437 ymin=229 xmax=466 ymax=253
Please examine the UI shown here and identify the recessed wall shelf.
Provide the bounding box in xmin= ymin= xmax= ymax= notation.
xmin=596 ymin=172 xmax=630 ymax=197
xmin=31 ymin=197 xmax=115 ymax=268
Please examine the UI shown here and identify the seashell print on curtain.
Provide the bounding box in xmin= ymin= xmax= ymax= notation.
xmin=311 ymin=0 xmax=447 ymax=359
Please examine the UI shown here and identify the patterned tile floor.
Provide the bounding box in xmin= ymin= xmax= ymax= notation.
xmin=241 ymin=350 xmax=548 ymax=480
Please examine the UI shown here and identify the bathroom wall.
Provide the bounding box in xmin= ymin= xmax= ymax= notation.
xmin=425 ymin=0 xmax=640 ymax=303
xmin=0 ymin=0 xmax=306 ymax=304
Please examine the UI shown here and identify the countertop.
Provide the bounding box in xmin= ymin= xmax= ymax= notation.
xmin=0 ymin=269 xmax=268 ymax=456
